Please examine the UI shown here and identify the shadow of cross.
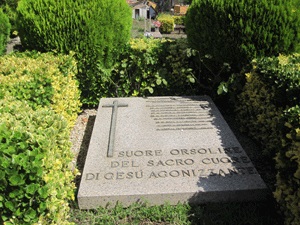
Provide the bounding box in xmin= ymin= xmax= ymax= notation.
xmin=102 ymin=100 xmax=128 ymax=157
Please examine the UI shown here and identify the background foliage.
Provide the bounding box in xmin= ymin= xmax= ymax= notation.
xmin=90 ymin=38 xmax=198 ymax=102
xmin=157 ymin=13 xmax=175 ymax=33
xmin=0 ymin=0 xmax=18 ymax=35
xmin=0 ymin=8 xmax=10 ymax=55
xmin=185 ymin=0 xmax=300 ymax=73
xmin=173 ymin=15 xmax=185 ymax=25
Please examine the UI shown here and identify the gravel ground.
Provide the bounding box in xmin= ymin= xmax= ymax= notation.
xmin=70 ymin=109 xmax=97 ymax=159
xmin=70 ymin=109 xmax=97 ymax=185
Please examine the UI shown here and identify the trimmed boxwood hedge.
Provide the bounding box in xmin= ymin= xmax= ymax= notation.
xmin=234 ymin=54 xmax=300 ymax=225
xmin=0 ymin=51 xmax=81 ymax=128
xmin=0 ymin=97 xmax=77 ymax=224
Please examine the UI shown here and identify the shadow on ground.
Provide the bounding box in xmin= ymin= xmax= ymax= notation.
xmin=187 ymin=109 xmax=283 ymax=225
xmin=188 ymin=199 xmax=283 ymax=225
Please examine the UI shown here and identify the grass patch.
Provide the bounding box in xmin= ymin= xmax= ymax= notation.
xmin=69 ymin=202 xmax=190 ymax=225
xmin=131 ymin=19 xmax=147 ymax=38
xmin=69 ymin=200 xmax=282 ymax=225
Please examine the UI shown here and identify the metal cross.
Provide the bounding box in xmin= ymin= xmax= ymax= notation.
xmin=102 ymin=100 xmax=128 ymax=157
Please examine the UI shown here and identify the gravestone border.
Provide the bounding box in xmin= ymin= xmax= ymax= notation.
xmin=77 ymin=96 xmax=267 ymax=209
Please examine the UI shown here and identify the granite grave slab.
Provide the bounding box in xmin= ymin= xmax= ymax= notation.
xmin=77 ymin=96 xmax=267 ymax=209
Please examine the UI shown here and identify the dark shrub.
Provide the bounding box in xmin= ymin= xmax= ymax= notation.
xmin=185 ymin=0 xmax=300 ymax=72
xmin=17 ymin=0 xmax=132 ymax=106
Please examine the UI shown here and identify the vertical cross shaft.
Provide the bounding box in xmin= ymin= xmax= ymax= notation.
xmin=102 ymin=100 xmax=128 ymax=157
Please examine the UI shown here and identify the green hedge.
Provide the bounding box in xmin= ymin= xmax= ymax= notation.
xmin=0 ymin=51 xmax=81 ymax=224
xmin=0 ymin=51 xmax=81 ymax=128
xmin=234 ymin=54 xmax=300 ymax=225
xmin=173 ymin=15 xmax=185 ymax=25
xmin=185 ymin=0 xmax=300 ymax=72
xmin=0 ymin=8 xmax=11 ymax=55
xmin=157 ymin=14 xmax=174 ymax=33
xmin=234 ymin=71 xmax=283 ymax=156
xmin=17 ymin=0 xmax=132 ymax=106
xmin=274 ymin=105 xmax=300 ymax=225
xmin=0 ymin=97 xmax=77 ymax=224
xmin=235 ymin=54 xmax=300 ymax=155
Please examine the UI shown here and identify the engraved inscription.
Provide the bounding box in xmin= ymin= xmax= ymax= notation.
xmin=84 ymin=147 xmax=258 ymax=181
xmin=146 ymin=98 xmax=215 ymax=131
xmin=147 ymin=158 xmax=195 ymax=166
